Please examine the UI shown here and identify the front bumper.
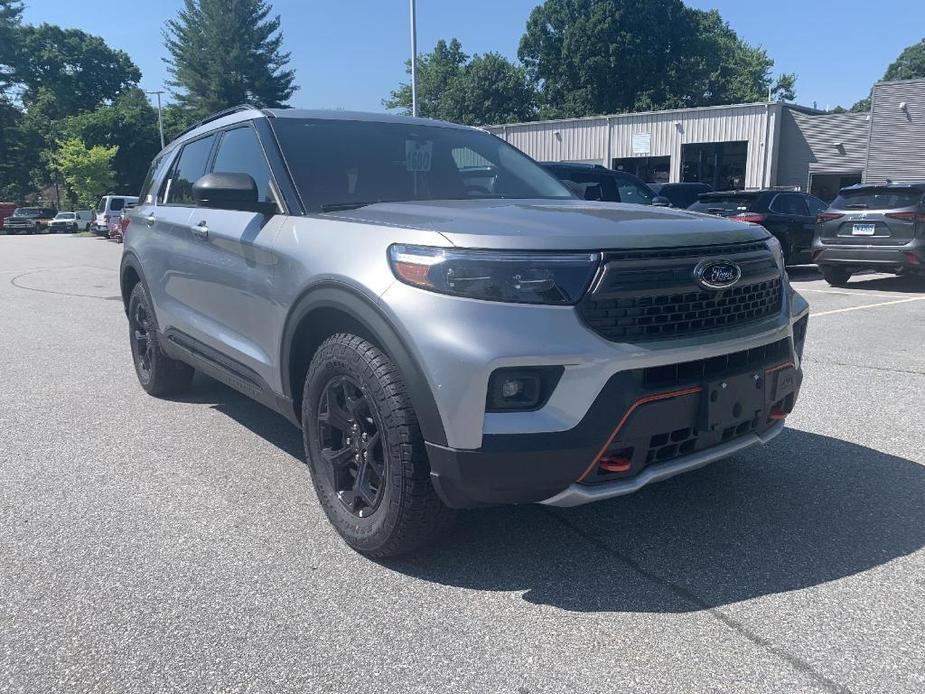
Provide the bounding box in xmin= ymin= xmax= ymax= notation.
xmin=426 ymin=324 xmax=805 ymax=509
xmin=813 ymin=238 xmax=925 ymax=270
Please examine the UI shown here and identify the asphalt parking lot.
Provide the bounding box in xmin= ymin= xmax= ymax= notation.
xmin=1 ymin=235 xmax=923 ymax=693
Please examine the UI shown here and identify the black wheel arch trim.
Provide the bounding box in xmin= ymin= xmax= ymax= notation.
xmin=281 ymin=282 xmax=448 ymax=447
xmin=119 ymin=252 xmax=149 ymax=315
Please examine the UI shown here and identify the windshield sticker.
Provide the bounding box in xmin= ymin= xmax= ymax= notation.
xmin=405 ymin=140 xmax=433 ymax=172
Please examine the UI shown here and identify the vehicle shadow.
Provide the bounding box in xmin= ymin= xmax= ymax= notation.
xmin=173 ymin=375 xmax=925 ymax=614
xmin=169 ymin=373 xmax=305 ymax=460
xmin=383 ymin=428 xmax=925 ymax=613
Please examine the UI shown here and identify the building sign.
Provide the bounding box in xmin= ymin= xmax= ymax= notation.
xmin=631 ymin=132 xmax=651 ymax=155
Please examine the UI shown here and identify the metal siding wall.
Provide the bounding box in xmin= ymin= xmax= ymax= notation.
xmin=776 ymin=110 xmax=869 ymax=189
xmin=488 ymin=104 xmax=775 ymax=187
xmin=488 ymin=118 xmax=609 ymax=164
xmin=866 ymin=80 xmax=925 ymax=184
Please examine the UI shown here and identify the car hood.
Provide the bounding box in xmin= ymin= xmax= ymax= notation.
xmin=321 ymin=199 xmax=769 ymax=250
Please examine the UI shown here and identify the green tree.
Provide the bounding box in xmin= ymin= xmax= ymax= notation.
xmin=0 ymin=96 xmax=31 ymax=200
xmin=518 ymin=0 xmax=794 ymax=118
xmin=13 ymin=24 xmax=140 ymax=118
xmin=164 ymin=0 xmax=297 ymax=118
xmin=60 ymin=88 xmax=161 ymax=194
xmin=50 ymin=137 xmax=118 ymax=208
xmin=0 ymin=0 xmax=23 ymax=90
xmin=385 ymin=40 xmax=536 ymax=125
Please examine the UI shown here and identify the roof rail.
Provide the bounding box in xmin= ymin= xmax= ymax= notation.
xmin=172 ymin=103 xmax=264 ymax=142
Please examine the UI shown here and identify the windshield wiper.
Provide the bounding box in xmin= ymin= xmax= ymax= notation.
xmin=319 ymin=200 xmax=390 ymax=213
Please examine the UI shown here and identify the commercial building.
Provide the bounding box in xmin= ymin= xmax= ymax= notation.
xmin=486 ymin=79 xmax=925 ymax=201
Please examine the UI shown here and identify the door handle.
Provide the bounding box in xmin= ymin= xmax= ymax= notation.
xmin=191 ymin=221 xmax=209 ymax=240
xmin=144 ymin=214 xmax=156 ymax=227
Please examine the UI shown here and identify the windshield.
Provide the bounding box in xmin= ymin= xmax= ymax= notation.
xmin=55 ymin=213 xmax=75 ymax=219
xmin=271 ymin=118 xmax=572 ymax=212
xmin=688 ymin=194 xmax=758 ymax=216
xmin=13 ymin=208 xmax=44 ymax=218
xmin=831 ymin=188 xmax=924 ymax=210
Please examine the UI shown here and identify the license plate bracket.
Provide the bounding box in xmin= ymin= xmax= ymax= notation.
xmin=852 ymin=223 xmax=876 ymax=236
xmin=700 ymin=371 xmax=765 ymax=433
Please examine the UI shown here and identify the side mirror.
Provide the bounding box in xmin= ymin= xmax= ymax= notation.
xmin=193 ymin=173 xmax=273 ymax=214
xmin=652 ymin=196 xmax=672 ymax=207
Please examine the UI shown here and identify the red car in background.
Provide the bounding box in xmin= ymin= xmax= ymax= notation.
xmin=0 ymin=202 xmax=17 ymax=228
xmin=109 ymin=203 xmax=135 ymax=243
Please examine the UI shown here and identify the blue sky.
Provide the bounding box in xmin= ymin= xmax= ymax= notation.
xmin=23 ymin=0 xmax=925 ymax=113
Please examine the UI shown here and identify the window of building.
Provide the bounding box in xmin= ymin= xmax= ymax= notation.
xmin=613 ymin=156 xmax=670 ymax=183
xmin=681 ymin=141 xmax=748 ymax=191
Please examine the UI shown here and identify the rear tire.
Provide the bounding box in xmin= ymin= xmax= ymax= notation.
xmin=127 ymin=283 xmax=194 ymax=396
xmin=821 ymin=266 xmax=852 ymax=287
xmin=302 ymin=333 xmax=455 ymax=557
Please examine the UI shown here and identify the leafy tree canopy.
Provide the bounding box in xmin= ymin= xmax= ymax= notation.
xmin=0 ymin=0 xmax=23 ymax=90
xmin=164 ymin=0 xmax=297 ymax=118
xmin=849 ymin=38 xmax=925 ymax=112
xmin=385 ymin=39 xmax=537 ymax=125
xmin=518 ymin=0 xmax=795 ymax=119
xmin=60 ymin=88 xmax=161 ymax=194
xmin=13 ymin=23 xmax=140 ymax=117
xmin=50 ymin=137 xmax=118 ymax=208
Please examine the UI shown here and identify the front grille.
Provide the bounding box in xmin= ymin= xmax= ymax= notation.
xmin=578 ymin=241 xmax=783 ymax=342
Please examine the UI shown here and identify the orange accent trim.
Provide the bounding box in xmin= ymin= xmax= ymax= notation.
xmin=765 ymin=361 xmax=795 ymax=375
xmin=599 ymin=457 xmax=632 ymax=473
xmin=768 ymin=408 xmax=788 ymax=421
xmin=577 ymin=386 xmax=702 ymax=482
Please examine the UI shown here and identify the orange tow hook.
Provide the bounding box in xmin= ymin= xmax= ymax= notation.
xmin=599 ymin=456 xmax=632 ymax=473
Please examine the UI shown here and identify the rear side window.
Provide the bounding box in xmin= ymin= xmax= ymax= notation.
xmin=109 ymin=198 xmax=125 ymax=212
xmin=615 ymin=176 xmax=654 ymax=205
xmin=832 ymin=188 xmax=925 ymax=210
xmin=770 ymin=193 xmax=808 ymax=216
xmin=806 ymin=196 xmax=828 ymax=216
xmin=211 ymin=126 xmax=275 ymax=204
xmin=689 ymin=195 xmax=758 ymax=215
xmin=164 ymin=135 xmax=217 ymax=205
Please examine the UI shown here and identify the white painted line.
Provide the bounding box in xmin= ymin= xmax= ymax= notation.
xmin=811 ymin=296 xmax=925 ymax=317
xmin=798 ymin=287 xmax=925 ymax=298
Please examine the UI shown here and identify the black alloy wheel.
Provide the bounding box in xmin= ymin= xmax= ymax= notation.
xmin=130 ymin=298 xmax=156 ymax=385
xmin=316 ymin=375 xmax=386 ymax=518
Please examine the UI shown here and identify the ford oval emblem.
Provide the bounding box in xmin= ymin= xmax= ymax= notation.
xmin=694 ymin=259 xmax=742 ymax=291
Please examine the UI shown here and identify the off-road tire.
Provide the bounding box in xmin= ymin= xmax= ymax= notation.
xmin=302 ymin=333 xmax=455 ymax=557
xmin=127 ymin=283 xmax=194 ymax=396
xmin=821 ymin=265 xmax=852 ymax=287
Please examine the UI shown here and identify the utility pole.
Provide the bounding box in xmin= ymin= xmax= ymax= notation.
xmin=145 ymin=90 xmax=166 ymax=148
xmin=409 ymin=0 xmax=418 ymax=117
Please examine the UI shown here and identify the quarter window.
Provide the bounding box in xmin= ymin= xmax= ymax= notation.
xmin=164 ymin=135 xmax=217 ymax=205
xmin=211 ymin=126 xmax=276 ymax=205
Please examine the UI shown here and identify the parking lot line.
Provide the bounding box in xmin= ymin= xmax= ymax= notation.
xmin=798 ymin=287 xmax=925 ymax=299
xmin=812 ymin=296 xmax=925 ymax=317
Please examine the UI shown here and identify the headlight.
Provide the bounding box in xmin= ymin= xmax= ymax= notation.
xmin=388 ymin=244 xmax=601 ymax=305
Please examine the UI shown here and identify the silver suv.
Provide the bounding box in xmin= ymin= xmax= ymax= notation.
xmin=121 ymin=106 xmax=809 ymax=557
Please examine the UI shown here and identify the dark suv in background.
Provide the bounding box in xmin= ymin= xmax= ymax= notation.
xmin=813 ymin=183 xmax=925 ymax=286
xmin=689 ymin=190 xmax=828 ymax=266
xmin=649 ymin=182 xmax=712 ymax=209
xmin=540 ymin=162 xmax=666 ymax=206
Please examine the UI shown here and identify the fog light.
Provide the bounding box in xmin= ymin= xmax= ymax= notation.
xmin=486 ymin=367 xmax=564 ymax=412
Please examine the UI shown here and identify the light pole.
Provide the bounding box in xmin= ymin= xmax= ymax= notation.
xmin=145 ymin=90 xmax=166 ymax=148
xmin=409 ymin=0 xmax=418 ymax=117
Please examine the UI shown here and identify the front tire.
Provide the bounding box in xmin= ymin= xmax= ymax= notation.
xmin=127 ymin=283 xmax=194 ymax=396
xmin=302 ymin=333 xmax=455 ymax=557
xmin=821 ymin=265 xmax=852 ymax=287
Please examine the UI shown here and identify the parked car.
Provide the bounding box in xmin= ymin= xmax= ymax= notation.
xmin=1 ymin=207 xmax=57 ymax=234
xmin=93 ymin=195 xmax=138 ymax=235
xmin=48 ymin=210 xmax=93 ymax=233
xmin=648 ymin=182 xmax=713 ymax=209
xmin=688 ymin=190 xmax=828 ymax=266
xmin=813 ymin=182 xmax=925 ymax=286
xmin=122 ymin=107 xmax=808 ymax=557
xmin=540 ymin=162 xmax=668 ymax=206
